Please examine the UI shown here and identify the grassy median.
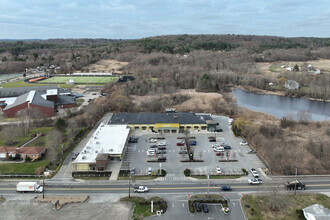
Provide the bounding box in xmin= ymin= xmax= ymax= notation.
xmin=120 ymin=196 xmax=167 ymax=220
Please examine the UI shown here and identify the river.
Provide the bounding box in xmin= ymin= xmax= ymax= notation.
xmin=232 ymin=88 xmax=330 ymax=121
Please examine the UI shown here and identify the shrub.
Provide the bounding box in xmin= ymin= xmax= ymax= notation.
xmin=242 ymin=168 xmax=248 ymax=175
xmin=184 ymin=168 xmax=191 ymax=176
xmin=25 ymin=157 xmax=31 ymax=161
xmin=35 ymin=166 xmax=46 ymax=175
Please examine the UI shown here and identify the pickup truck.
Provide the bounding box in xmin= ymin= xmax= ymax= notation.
xmin=285 ymin=180 xmax=306 ymax=190
xmin=134 ymin=186 xmax=149 ymax=193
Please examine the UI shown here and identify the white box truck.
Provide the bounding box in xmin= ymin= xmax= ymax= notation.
xmin=16 ymin=182 xmax=43 ymax=193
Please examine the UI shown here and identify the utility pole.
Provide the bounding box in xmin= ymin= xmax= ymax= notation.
xmin=42 ymin=177 xmax=45 ymax=199
xmin=294 ymin=168 xmax=297 ymax=195
xmin=207 ymin=174 xmax=210 ymax=197
xmin=128 ymin=162 xmax=131 ymax=198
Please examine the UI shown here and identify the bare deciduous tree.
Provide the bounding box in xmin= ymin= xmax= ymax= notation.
xmin=45 ymin=130 xmax=62 ymax=163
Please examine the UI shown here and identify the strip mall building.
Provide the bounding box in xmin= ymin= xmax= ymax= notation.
xmin=109 ymin=112 xmax=214 ymax=133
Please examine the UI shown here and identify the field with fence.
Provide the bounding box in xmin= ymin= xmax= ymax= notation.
xmin=40 ymin=76 xmax=119 ymax=84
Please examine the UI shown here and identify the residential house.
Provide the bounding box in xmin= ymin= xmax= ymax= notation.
xmin=0 ymin=146 xmax=46 ymax=160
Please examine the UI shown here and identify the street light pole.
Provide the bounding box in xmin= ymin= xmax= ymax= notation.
xmin=294 ymin=168 xmax=297 ymax=195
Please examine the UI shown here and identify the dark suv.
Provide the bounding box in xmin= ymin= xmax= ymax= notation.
xmin=202 ymin=203 xmax=209 ymax=212
xmin=221 ymin=186 xmax=232 ymax=191
xmin=194 ymin=202 xmax=202 ymax=212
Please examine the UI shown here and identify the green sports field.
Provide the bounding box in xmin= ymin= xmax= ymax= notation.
xmin=40 ymin=76 xmax=119 ymax=84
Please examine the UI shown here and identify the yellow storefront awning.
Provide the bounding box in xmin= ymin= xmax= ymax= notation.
xmin=155 ymin=123 xmax=180 ymax=129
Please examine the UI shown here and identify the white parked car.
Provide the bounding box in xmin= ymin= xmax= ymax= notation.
xmin=149 ymin=139 xmax=157 ymax=143
xmin=158 ymin=141 xmax=166 ymax=146
xmin=214 ymin=147 xmax=225 ymax=152
xmin=248 ymin=178 xmax=262 ymax=185
xmin=251 ymin=168 xmax=259 ymax=178
xmin=240 ymin=141 xmax=248 ymax=146
xmin=216 ymin=166 xmax=222 ymax=175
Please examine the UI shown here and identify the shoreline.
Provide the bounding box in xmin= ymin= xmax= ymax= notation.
xmin=234 ymin=85 xmax=330 ymax=103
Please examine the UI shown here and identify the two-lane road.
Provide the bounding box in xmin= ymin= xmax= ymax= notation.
xmin=0 ymin=180 xmax=329 ymax=195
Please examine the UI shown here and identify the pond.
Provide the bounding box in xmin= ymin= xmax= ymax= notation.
xmin=232 ymin=88 xmax=330 ymax=121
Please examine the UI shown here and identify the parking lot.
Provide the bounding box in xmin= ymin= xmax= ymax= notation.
xmin=121 ymin=115 xmax=266 ymax=182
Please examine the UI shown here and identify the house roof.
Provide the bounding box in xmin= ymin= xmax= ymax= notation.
xmin=109 ymin=113 xmax=212 ymax=125
xmin=0 ymin=146 xmax=45 ymax=155
xmin=0 ymin=85 xmax=58 ymax=98
xmin=57 ymin=95 xmax=75 ymax=105
xmin=303 ymin=204 xmax=330 ymax=220
xmin=20 ymin=147 xmax=46 ymax=155
xmin=4 ymin=91 xmax=54 ymax=111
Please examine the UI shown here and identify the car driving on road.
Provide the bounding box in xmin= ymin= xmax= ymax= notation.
xmin=221 ymin=186 xmax=232 ymax=191
xmin=248 ymin=178 xmax=262 ymax=185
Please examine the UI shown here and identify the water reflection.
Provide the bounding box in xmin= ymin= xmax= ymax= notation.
xmin=232 ymin=89 xmax=330 ymax=121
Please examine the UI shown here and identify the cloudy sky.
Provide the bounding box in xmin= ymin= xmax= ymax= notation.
xmin=1 ymin=0 xmax=330 ymax=39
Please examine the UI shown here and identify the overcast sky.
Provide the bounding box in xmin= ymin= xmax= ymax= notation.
xmin=1 ymin=0 xmax=330 ymax=39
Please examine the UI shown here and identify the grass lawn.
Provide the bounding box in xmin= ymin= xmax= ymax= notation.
xmin=241 ymin=193 xmax=330 ymax=220
xmin=1 ymin=79 xmax=73 ymax=88
xmin=0 ymin=160 xmax=49 ymax=175
xmin=40 ymin=76 xmax=119 ymax=84
xmin=0 ymin=127 xmax=53 ymax=147
xmin=120 ymin=196 xmax=167 ymax=220
xmin=191 ymin=175 xmax=242 ymax=179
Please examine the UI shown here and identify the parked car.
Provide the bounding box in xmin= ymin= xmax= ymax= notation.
xmin=131 ymin=168 xmax=135 ymax=175
xmin=216 ymin=152 xmax=224 ymax=156
xmin=190 ymin=140 xmax=197 ymax=145
xmin=149 ymin=139 xmax=157 ymax=143
xmin=149 ymin=145 xmax=158 ymax=149
xmin=223 ymin=145 xmax=231 ymax=150
xmin=221 ymin=186 xmax=232 ymax=191
xmin=194 ymin=202 xmax=202 ymax=212
xmin=251 ymin=168 xmax=259 ymax=178
xmin=176 ymin=141 xmax=185 ymax=146
xmin=214 ymin=147 xmax=225 ymax=152
xmin=240 ymin=141 xmax=248 ymax=146
xmin=247 ymin=150 xmax=256 ymax=154
xmin=158 ymin=141 xmax=166 ymax=146
xmin=156 ymin=150 xmax=167 ymax=154
xmin=211 ymin=144 xmax=221 ymax=148
xmin=157 ymin=146 xmax=166 ymax=150
xmin=216 ymin=166 xmax=222 ymax=174
xmin=148 ymin=167 xmax=152 ymax=175
xmin=248 ymin=178 xmax=262 ymax=185
xmin=215 ymin=128 xmax=223 ymax=132
xmin=179 ymin=150 xmax=188 ymax=154
xmin=202 ymin=203 xmax=209 ymax=213
xmin=208 ymin=137 xmax=216 ymax=142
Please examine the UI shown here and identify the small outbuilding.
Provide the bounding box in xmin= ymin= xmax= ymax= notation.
xmin=302 ymin=204 xmax=330 ymax=220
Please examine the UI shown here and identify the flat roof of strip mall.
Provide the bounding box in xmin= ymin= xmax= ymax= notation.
xmin=73 ymin=124 xmax=130 ymax=164
xmin=108 ymin=112 xmax=213 ymax=125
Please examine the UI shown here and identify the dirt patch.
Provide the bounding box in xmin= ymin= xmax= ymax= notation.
xmin=0 ymin=196 xmax=132 ymax=220
xmin=35 ymin=195 xmax=89 ymax=210
xmin=84 ymin=59 xmax=129 ymax=74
